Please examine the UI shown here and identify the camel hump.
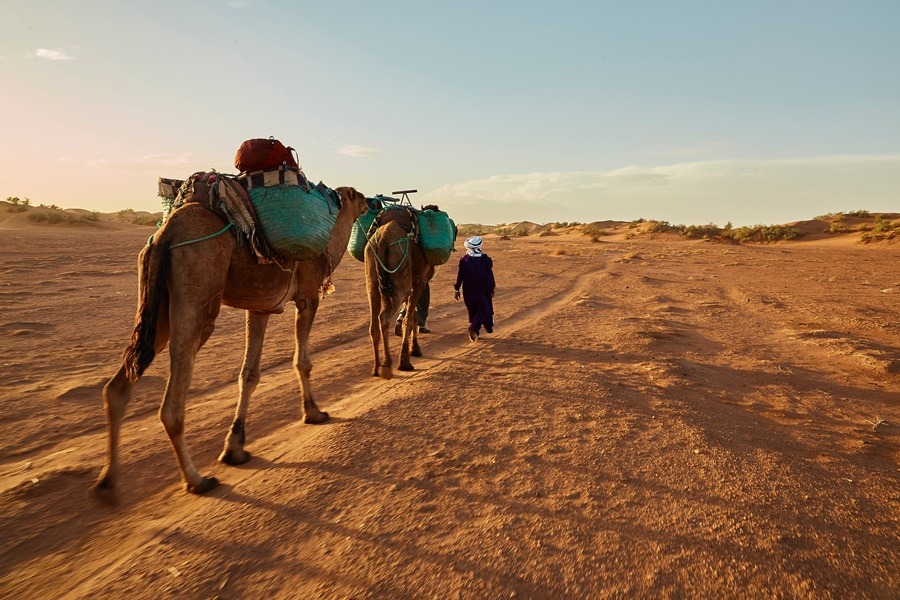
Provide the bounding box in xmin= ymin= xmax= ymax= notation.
xmin=374 ymin=205 xmax=417 ymax=233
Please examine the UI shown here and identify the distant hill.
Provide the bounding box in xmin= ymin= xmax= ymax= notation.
xmin=0 ymin=200 xmax=162 ymax=229
xmin=2 ymin=199 xmax=897 ymax=244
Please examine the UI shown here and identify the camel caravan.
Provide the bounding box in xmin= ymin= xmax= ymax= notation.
xmin=94 ymin=138 xmax=457 ymax=500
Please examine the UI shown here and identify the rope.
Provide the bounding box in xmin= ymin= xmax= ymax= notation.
xmin=368 ymin=230 xmax=410 ymax=274
xmin=169 ymin=223 xmax=234 ymax=249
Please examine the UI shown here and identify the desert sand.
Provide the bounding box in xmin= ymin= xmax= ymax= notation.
xmin=0 ymin=205 xmax=897 ymax=599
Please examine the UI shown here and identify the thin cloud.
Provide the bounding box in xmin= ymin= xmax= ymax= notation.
xmin=337 ymin=144 xmax=377 ymax=158
xmin=421 ymin=155 xmax=900 ymax=226
xmin=31 ymin=48 xmax=76 ymax=61
xmin=58 ymin=153 xmax=195 ymax=172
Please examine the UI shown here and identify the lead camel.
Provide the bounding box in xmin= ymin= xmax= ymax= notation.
xmin=94 ymin=176 xmax=367 ymax=498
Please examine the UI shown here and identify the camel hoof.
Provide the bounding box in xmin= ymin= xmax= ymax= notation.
xmin=187 ymin=476 xmax=220 ymax=494
xmin=304 ymin=411 xmax=330 ymax=424
xmin=411 ymin=348 xmax=422 ymax=358
xmin=219 ymin=448 xmax=252 ymax=466
xmin=378 ymin=367 xmax=393 ymax=380
xmin=92 ymin=479 xmax=118 ymax=505
xmin=399 ymin=363 xmax=415 ymax=372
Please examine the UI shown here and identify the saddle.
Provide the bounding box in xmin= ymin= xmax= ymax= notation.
xmin=373 ymin=204 xmax=417 ymax=234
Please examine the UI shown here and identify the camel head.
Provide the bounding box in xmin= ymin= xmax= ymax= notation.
xmin=335 ymin=186 xmax=368 ymax=221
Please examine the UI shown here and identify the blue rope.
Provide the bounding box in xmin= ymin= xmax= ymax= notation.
xmin=368 ymin=230 xmax=410 ymax=274
xmin=168 ymin=223 xmax=234 ymax=249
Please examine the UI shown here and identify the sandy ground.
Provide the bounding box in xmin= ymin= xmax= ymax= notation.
xmin=0 ymin=210 xmax=898 ymax=599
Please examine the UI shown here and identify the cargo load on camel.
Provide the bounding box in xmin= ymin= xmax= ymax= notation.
xmin=347 ymin=192 xmax=457 ymax=266
xmin=157 ymin=137 xmax=342 ymax=262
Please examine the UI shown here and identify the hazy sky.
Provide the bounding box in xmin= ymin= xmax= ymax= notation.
xmin=2 ymin=1 xmax=898 ymax=225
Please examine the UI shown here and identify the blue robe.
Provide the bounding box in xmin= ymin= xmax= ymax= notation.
xmin=454 ymin=253 xmax=495 ymax=334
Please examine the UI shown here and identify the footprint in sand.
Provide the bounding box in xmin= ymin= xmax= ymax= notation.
xmin=0 ymin=321 xmax=54 ymax=335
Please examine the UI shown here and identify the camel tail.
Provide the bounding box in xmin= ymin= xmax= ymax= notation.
xmin=123 ymin=239 xmax=169 ymax=382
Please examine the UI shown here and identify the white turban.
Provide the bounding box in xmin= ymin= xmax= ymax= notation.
xmin=464 ymin=236 xmax=483 ymax=257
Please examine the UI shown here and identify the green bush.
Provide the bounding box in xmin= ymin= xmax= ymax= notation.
xmin=132 ymin=215 xmax=161 ymax=227
xmin=581 ymin=223 xmax=611 ymax=239
xmin=728 ymin=224 xmax=803 ymax=242
xmin=681 ymin=223 xmax=722 ymax=239
xmin=860 ymin=216 xmax=899 ymax=243
xmin=457 ymin=224 xmax=488 ymax=237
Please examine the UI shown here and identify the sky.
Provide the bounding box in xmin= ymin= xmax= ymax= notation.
xmin=2 ymin=0 xmax=898 ymax=226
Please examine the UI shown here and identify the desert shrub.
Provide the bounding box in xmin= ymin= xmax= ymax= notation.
xmin=846 ymin=210 xmax=870 ymax=217
xmin=728 ymin=224 xmax=804 ymax=242
xmin=87 ymin=211 xmax=101 ymax=222
xmin=872 ymin=215 xmax=893 ymax=233
xmin=681 ymin=223 xmax=722 ymax=239
xmin=7 ymin=205 xmax=27 ymax=213
xmin=627 ymin=218 xmax=646 ymax=228
xmin=827 ymin=222 xmax=850 ymax=234
xmin=815 ymin=212 xmax=838 ymax=220
xmin=116 ymin=208 xmax=136 ymax=219
xmin=581 ymin=223 xmax=610 ymax=239
xmin=646 ymin=220 xmax=671 ymax=233
xmin=860 ymin=216 xmax=900 ymax=243
xmin=457 ymin=224 xmax=488 ymax=237
xmin=28 ymin=212 xmax=47 ymax=222
xmin=132 ymin=214 xmax=162 ymax=227
xmin=6 ymin=196 xmax=21 ymax=205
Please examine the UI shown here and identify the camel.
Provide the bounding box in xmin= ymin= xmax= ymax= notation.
xmin=365 ymin=219 xmax=435 ymax=379
xmin=94 ymin=176 xmax=368 ymax=497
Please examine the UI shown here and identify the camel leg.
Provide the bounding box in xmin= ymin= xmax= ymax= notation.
xmin=400 ymin=281 xmax=426 ymax=369
xmin=160 ymin=298 xmax=221 ymax=494
xmin=94 ymin=311 xmax=170 ymax=498
xmin=219 ymin=310 xmax=269 ymax=465
xmin=399 ymin=304 xmax=416 ymax=371
xmin=410 ymin=303 xmax=423 ymax=358
xmin=377 ymin=303 xmax=395 ymax=379
xmin=369 ymin=293 xmax=383 ymax=377
xmin=294 ymin=297 xmax=329 ymax=424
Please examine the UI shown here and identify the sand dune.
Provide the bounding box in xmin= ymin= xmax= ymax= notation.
xmin=0 ymin=205 xmax=898 ymax=598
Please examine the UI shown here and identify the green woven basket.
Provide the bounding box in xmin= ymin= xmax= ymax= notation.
xmin=347 ymin=205 xmax=380 ymax=262
xmin=250 ymin=184 xmax=339 ymax=261
xmin=417 ymin=209 xmax=456 ymax=266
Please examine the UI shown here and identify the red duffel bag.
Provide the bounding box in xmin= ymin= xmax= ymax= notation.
xmin=234 ymin=137 xmax=299 ymax=173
